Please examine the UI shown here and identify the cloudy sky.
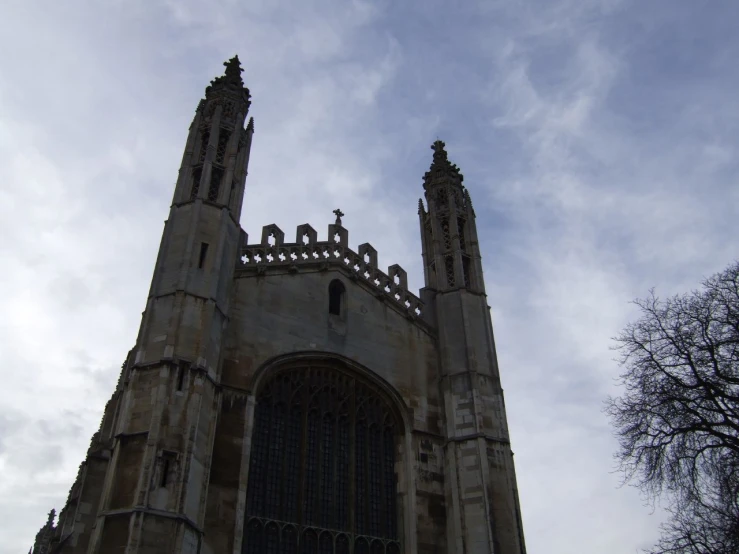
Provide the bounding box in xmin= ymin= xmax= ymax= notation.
xmin=2 ymin=0 xmax=738 ymax=552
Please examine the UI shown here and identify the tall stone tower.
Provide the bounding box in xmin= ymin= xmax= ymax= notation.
xmin=32 ymin=58 xmax=526 ymax=554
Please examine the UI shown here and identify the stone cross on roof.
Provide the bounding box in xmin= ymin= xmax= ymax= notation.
xmin=333 ymin=208 xmax=344 ymax=226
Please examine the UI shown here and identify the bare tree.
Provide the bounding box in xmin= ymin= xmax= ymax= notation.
xmin=606 ymin=261 xmax=739 ymax=554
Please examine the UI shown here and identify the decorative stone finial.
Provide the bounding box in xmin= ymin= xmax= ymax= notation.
xmin=333 ymin=208 xmax=344 ymax=226
xmin=423 ymin=139 xmax=463 ymax=189
xmin=223 ymin=55 xmax=243 ymax=85
xmin=205 ymin=55 xmax=251 ymax=108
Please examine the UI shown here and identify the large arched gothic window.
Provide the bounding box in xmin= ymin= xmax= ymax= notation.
xmin=243 ymin=362 xmax=402 ymax=554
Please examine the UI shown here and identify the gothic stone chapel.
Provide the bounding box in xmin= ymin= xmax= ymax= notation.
xmin=32 ymin=57 xmax=527 ymax=554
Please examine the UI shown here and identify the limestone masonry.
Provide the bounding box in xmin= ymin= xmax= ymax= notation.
xmin=31 ymin=57 xmax=527 ymax=554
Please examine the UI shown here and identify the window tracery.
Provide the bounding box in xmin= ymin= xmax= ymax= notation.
xmin=445 ymin=256 xmax=456 ymax=288
xmin=216 ymin=130 xmax=230 ymax=164
xmin=208 ymin=167 xmax=223 ymax=201
xmin=441 ymin=219 xmax=452 ymax=251
xmin=244 ymin=364 xmax=401 ymax=554
xmin=435 ymin=187 xmax=448 ymax=210
xmin=457 ymin=217 xmax=466 ymax=252
xmin=199 ymin=129 xmax=210 ymax=162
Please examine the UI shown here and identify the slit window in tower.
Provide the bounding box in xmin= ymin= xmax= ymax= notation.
xmin=190 ymin=167 xmax=202 ymax=200
xmin=208 ymin=167 xmax=224 ymax=202
xmin=176 ymin=362 xmax=187 ymax=391
xmin=329 ymin=279 xmax=345 ymax=316
xmin=198 ymin=243 xmax=209 ymax=269
xmin=160 ymin=458 xmax=170 ymax=487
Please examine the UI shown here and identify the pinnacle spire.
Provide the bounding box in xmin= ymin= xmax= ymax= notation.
xmin=423 ymin=139 xmax=463 ymax=189
xmin=222 ymin=55 xmax=244 ymax=86
xmin=205 ymin=55 xmax=251 ymax=107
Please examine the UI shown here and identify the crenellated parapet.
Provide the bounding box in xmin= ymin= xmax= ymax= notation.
xmin=238 ymin=223 xmax=426 ymax=321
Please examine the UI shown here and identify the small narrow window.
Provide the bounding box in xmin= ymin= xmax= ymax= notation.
xmin=176 ymin=363 xmax=186 ymax=390
xmin=160 ymin=458 xmax=170 ymax=487
xmin=159 ymin=451 xmax=177 ymax=488
xmin=198 ymin=243 xmax=209 ymax=269
xmin=329 ymin=280 xmax=345 ymax=316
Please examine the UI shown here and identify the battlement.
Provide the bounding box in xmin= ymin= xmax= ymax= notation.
xmin=238 ymin=223 xmax=426 ymax=320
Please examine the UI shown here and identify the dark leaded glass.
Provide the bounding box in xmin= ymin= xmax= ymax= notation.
xmin=246 ymin=403 xmax=270 ymax=515
xmin=282 ymin=526 xmax=298 ymax=554
xmin=304 ymin=410 xmax=319 ymax=525
xmin=243 ymin=519 xmax=264 ymax=553
xmin=336 ymin=535 xmax=349 ymax=554
xmin=284 ymin=407 xmax=302 ymax=522
xmin=368 ymin=425 xmax=382 ymax=537
xmin=244 ymin=363 xmax=401 ymax=554
xmin=266 ymin=523 xmax=280 ymax=554
xmin=301 ymin=530 xmax=318 ymax=554
xmin=265 ymin=406 xmax=285 ymax=519
xmin=355 ymin=418 xmax=367 ymax=535
xmin=319 ymin=532 xmax=333 ymax=554
xmin=319 ymin=414 xmax=334 ymax=528
xmin=336 ymin=416 xmax=350 ymax=530
xmin=384 ymin=427 xmax=397 ymax=540
xmin=355 ymin=538 xmax=369 ymax=554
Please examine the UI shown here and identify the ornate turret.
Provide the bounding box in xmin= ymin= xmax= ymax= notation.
xmin=418 ymin=140 xmax=482 ymax=293
xmin=420 ymin=141 xmax=527 ymax=554
xmin=423 ymin=139 xmax=464 ymax=189
xmin=173 ymin=55 xmax=254 ymax=221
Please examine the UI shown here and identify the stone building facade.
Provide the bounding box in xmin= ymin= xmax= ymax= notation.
xmin=32 ymin=57 xmax=526 ymax=554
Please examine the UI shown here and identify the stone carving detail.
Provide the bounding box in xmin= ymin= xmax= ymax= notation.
xmin=239 ymin=226 xmax=425 ymax=318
